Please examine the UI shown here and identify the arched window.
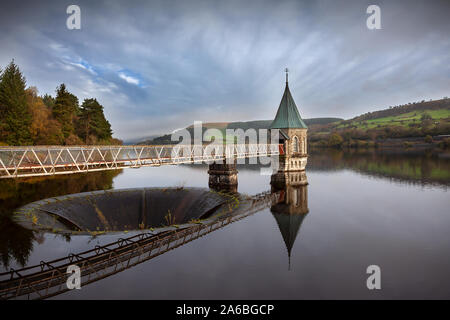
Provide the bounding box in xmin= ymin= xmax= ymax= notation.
xmin=293 ymin=136 xmax=299 ymax=153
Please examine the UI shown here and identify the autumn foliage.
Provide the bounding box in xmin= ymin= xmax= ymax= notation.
xmin=0 ymin=60 xmax=120 ymax=146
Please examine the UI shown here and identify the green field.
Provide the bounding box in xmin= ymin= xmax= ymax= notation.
xmin=337 ymin=109 xmax=450 ymax=129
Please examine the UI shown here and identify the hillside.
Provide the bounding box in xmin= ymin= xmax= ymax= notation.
xmin=309 ymin=98 xmax=450 ymax=149
xmin=138 ymin=98 xmax=450 ymax=148
xmin=138 ymin=117 xmax=343 ymax=145
xmin=353 ymin=98 xmax=450 ymax=122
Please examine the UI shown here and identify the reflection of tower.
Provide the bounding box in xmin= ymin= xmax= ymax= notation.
xmin=270 ymin=68 xmax=308 ymax=172
xmin=270 ymin=171 xmax=308 ymax=270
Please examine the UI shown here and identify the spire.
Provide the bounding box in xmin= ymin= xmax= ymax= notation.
xmin=270 ymin=69 xmax=307 ymax=129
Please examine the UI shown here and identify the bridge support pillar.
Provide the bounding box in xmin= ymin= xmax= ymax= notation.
xmin=208 ymin=160 xmax=238 ymax=193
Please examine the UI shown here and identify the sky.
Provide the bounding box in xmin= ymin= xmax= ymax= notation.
xmin=1 ymin=0 xmax=449 ymax=140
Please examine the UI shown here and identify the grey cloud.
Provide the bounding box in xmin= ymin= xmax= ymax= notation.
xmin=1 ymin=0 xmax=449 ymax=140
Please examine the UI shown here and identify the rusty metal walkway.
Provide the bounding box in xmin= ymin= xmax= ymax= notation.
xmin=0 ymin=191 xmax=279 ymax=300
xmin=0 ymin=144 xmax=283 ymax=179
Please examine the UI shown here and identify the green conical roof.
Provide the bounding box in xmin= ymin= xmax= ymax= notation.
xmin=270 ymin=83 xmax=307 ymax=129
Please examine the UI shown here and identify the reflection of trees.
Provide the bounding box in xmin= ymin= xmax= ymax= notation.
xmin=0 ymin=170 xmax=121 ymax=268
xmin=0 ymin=216 xmax=35 ymax=268
xmin=308 ymin=150 xmax=450 ymax=187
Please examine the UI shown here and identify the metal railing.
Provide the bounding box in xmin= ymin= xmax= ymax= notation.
xmin=0 ymin=144 xmax=283 ymax=179
xmin=0 ymin=191 xmax=279 ymax=300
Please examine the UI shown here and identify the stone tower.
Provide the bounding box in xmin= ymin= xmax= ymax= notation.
xmin=270 ymin=69 xmax=308 ymax=172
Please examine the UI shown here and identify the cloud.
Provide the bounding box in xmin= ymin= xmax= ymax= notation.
xmin=0 ymin=0 xmax=449 ymax=140
xmin=118 ymin=72 xmax=140 ymax=85
xmin=67 ymin=60 xmax=97 ymax=75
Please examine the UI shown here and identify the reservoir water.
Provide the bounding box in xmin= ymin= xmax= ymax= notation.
xmin=0 ymin=150 xmax=449 ymax=299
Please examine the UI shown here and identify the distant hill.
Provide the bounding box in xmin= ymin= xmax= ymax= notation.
xmin=227 ymin=118 xmax=342 ymax=130
xmin=352 ymin=98 xmax=450 ymax=122
xmin=138 ymin=117 xmax=343 ymax=145
xmin=124 ymin=135 xmax=160 ymax=145
xmin=186 ymin=122 xmax=229 ymax=129
xmin=317 ymin=98 xmax=450 ymax=133
xmin=308 ymin=97 xmax=450 ymax=147
xmin=137 ymin=98 xmax=450 ymax=146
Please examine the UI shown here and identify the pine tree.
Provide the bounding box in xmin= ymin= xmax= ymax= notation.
xmin=0 ymin=60 xmax=32 ymax=145
xmin=52 ymin=84 xmax=79 ymax=138
xmin=41 ymin=94 xmax=55 ymax=110
xmin=77 ymin=98 xmax=112 ymax=144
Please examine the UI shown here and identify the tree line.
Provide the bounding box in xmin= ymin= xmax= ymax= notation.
xmin=0 ymin=60 xmax=121 ymax=146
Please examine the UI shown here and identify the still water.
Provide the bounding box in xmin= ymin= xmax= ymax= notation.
xmin=1 ymin=150 xmax=449 ymax=299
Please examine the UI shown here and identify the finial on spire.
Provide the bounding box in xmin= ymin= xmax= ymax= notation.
xmin=285 ymin=67 xmax=289 ymax=84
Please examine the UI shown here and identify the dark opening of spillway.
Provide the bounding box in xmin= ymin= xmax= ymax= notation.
xmin=14 ymin=188 xmax=235 ymax=234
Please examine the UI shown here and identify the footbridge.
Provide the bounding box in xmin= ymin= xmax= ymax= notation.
xmin=0 ymin=144 xmax=283 ymax=179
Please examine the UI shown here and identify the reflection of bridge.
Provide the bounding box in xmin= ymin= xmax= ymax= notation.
xmin=0 ymin=191 xmax=280 ymax=300
xmin=0 ymin=144 xmax=282 ymax=179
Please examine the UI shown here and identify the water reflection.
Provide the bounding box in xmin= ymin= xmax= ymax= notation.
xmin=0 ymin=150 xmax=449 ymax=299
xmin=0 ymin=170 xmax=121 ymax=268
xmin=0 ymin=215 xmax=35 ymax=269
xmin=270 ymin=171 xmax=309 ymax=270
xmin=1 ymin=150 xmax=448 ymax=269
xmin=173 ymin=151 xmax=450 ymax=188
xmin=308 ymin=149 xmax=450 ymax=188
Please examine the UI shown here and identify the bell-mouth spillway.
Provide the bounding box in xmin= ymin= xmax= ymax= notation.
xmin=13 ymin=187 xmax=239 ymax=235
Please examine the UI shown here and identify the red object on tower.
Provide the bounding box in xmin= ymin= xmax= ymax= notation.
xmin=278 ymin=144 xmax=285 ymax=155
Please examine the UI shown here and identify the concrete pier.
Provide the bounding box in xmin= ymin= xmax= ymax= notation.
xmin=208 ymin=161 xmax=238 ymax=193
